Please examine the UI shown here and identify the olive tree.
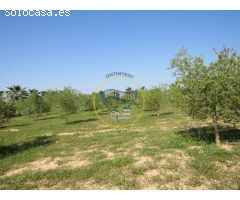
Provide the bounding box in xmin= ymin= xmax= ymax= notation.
xmin=145 ymin=87 xmax=163 ymax=116
xmin=170 ymin=47 xmax=240 ymax=145
xmin=59 ymin=87 xmax=79 ymax=123
xmin=0 ymin=96 xmax=15 ymax=126
xmin=0 ymin=97 xmax=7 ymax=126
xmin=80 ymin=94 xmax=94 ymax=111
xmin=92 ymin=92 xmax=105 ymax=113
xmin=16 ymin=90 xmax=50 ymax=119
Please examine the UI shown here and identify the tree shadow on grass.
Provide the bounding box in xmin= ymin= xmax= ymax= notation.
xmin=38 ymin=116 xmax=59 ymax=121
xmin=0 ymin=136 xmax=56 ymax=159
xmin=179 ymin=126 xmax=240 ymax=143
xmin=67 ymin=118 xmax=98 ymax=125
xmin=0 ymin=123 xmax=31 ymax=130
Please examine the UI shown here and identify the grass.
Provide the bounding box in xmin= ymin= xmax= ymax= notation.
xmin=0 ymin=109 xmax=239 ymax=189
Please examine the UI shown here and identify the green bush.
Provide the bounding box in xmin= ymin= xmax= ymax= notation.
xmin=0 ymin=96 xmax=15 ymax=126
xmin=16 ymin=91 xmax=50 ymax=119
xmin=59 ymin=87 xmax=80 ymax=123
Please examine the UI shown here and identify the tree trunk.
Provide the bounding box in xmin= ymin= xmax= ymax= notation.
xmin=65 ymin=116 xmax=69 ymax=124
xmin=212 ymin=114 xmax=221 ymax=145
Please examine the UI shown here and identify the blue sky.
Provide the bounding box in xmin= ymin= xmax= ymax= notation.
xmin=1 ymin=11 xmax=240 ymax=93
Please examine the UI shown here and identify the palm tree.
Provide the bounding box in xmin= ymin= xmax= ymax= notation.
xmin=7 ymin=85 xmax=28 ymax=101
xmin=29 ymin=89 xmax=39 ymax=95
xmin=29 ymin=89 xmax=48 ymax=98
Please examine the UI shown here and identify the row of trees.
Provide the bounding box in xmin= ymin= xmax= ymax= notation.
xmin=0 ymin=86 xmax=112 ymax=124
xmin=1 ymin=47 xmax=239 ymax=145
xmin=0 ymin=87 xmax=50 ymax=124
xmin=1 ymin=84 xmax=163 ymax=124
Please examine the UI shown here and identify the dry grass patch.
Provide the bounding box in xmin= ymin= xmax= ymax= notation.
xmin=134 ymin=156 xmax=154 ymax=167
xmin=133 ymin=150 xmax=194 ymax=189
xmin=75 ymin=179 xmax=119 ymax=190
xmin=134 ymin=142 xmax=144 ymax=149
xmin=63 ymin=160 xmax=90 ymax=169
xmin=101 ymin=150 xmax=115 ymax=160
xmin=2 ymin=151 xmax=91 ymax=178
xmin=57 ymin=127 xmax=146 ymax=137
xmin=220 ymin=144 xmax=233 ymax=151
xmin=158 ymin=150 xmax=191 ymax=168
xmin=2 ymin=157 xmax=61 ymax=178
xmin=95 ymin=127 xmax=146 ymax=133
xmin=4 ymin=129 xmax=19 ymax=132
xmin=58 ymin=131 xmax=93 ymax=137
xmin=215 ymin=160 xmax=240 ymax=173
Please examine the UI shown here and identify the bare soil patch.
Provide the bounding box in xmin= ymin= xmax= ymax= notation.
xmin=134 ymin=156 xmax=154 ymax=167
xmin=2 ymin=151 xmax=91 ymax=178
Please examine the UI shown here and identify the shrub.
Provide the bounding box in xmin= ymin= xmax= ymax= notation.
xmin=0 ymin=96 xmax=15 ymax=126
xmin=59 ymin=87 xmax=80 ymax=123
xmin=16 ymin=91 xmax=50 ymax=119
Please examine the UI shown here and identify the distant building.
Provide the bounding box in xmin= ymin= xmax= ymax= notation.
xmin=99 ymin=89 xmax=136 ymax=101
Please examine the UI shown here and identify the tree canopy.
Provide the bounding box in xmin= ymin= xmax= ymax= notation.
xmin=170 ymin=47 xmax=240 ymax=145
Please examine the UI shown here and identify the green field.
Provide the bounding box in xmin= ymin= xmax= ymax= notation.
xmin=0 ymin=109 xmax=239 ymax=190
